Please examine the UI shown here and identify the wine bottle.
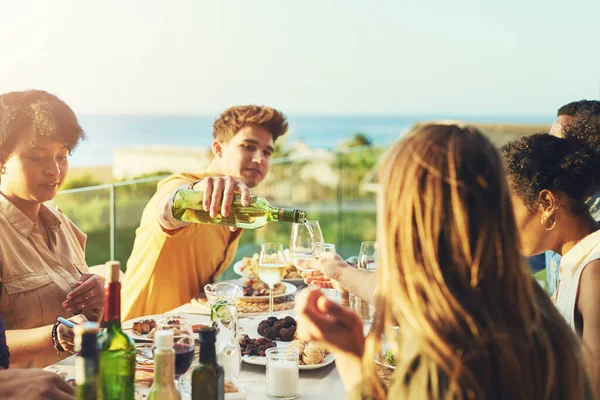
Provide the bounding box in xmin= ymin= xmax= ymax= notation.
xmin=192 ymin=328 xmax=224 ymax=400
xmin=172 ymin=189 xmax=307 ymax=229
xmin=97 ymin=261 xmax=136 ymax=400
xmin=74 ymin=322 xmax=99 ymax=400
xmin=148 ymin=330 xmax=181 ymax=400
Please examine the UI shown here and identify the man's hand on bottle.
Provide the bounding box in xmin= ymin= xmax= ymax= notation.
xmin=190 ymin=176 xmax=251 ymax=231
xmin=0 ymin=369 xmax=75 ymax=400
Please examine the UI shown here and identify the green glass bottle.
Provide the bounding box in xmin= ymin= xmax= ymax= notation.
xmin=148 ymin=330 xmax=181 ymax=400
xmin=172 ymin=189 xmax=307 ymax=229
xmin=97 ymin=261 xmax=136 ymax=400
xmin=74 ymin=322 xmax=99 ymax=400
xmin=192 ymin=328 xmax=224 ymax=400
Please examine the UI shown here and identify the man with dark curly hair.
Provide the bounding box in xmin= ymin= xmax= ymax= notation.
xmin=550 ymin=99 xmax=600 ymax=138
xmin=122 ymin=106 xmax=288 ymax=319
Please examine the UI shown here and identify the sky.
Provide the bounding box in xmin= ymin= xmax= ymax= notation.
xmin=0 ymin=0 xmax=599 ymax=116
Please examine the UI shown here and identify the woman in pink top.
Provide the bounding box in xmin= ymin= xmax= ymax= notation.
xmin=0 ymin=90 xmax=104 ymax=368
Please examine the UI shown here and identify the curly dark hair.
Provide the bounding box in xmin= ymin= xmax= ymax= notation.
xmin=0 ymin=90 xmax=85 ymax=159
xmin=501 ymin=126 xmax=600 ymax=214
xmin=557 ymin=100 xmax=600 ymax=117
xmin=213 ymin=105 xmax=288 ymax=142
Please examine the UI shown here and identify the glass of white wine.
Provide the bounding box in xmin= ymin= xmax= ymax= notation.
xmin=350 ymin=241 xmax=378 ymax=330
xmin=258 ymin=243 xmax=287 ymax=316
xmin=289 ymin=220 xmax=324 ymax=273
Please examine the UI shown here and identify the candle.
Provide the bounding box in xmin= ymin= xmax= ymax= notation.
xmin=266 ymin=348 xmax=299 ymax=399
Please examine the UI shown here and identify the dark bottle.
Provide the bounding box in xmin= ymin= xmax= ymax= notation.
xmin=97 ymin=261 xmax=136 ymax=400
xmin=74 ymin=322 xmax=99 ymax=400
xmin=191 ymin=328 xmax=224 ymax=400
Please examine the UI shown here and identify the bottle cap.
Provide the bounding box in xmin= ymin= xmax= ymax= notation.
xmin=154 ymin=330 xmax=174 ymax=349
xmin=198 ymin=327 xmax=217 ymax=342
xmin=74 ymin=322 xmax=99 ymax=355
xmin=105 ymin=261 xmax=121 ymax=283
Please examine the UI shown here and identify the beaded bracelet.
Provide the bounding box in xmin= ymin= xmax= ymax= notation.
xmin=51 ymin=321 xmax=65 ymax=359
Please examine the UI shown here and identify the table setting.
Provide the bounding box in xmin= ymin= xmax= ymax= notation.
xmin=44 ymin=219 xmax=381 ymax=399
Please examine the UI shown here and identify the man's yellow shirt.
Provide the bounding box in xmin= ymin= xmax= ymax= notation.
xmin=121 ymin=172 xmax=242 ymax=320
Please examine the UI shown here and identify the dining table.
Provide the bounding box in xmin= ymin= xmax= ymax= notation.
xmin=45 ymin=295 xmax=348 ymax=400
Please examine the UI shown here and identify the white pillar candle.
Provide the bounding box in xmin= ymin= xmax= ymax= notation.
xmin=267 ymin=359 xmax=299 ymax=398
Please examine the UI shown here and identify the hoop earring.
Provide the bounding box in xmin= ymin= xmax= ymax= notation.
xmin=541 ymin=216 xmax=556 ymax=231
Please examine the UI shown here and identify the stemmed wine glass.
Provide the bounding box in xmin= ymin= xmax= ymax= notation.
xmin=155 ymin=315 xmax=195 ymax=389
xmin=258 ymin=243 xmax=287 ymax=316
xmin=289 ymin=220 xmax=324 ymax=273
xmin=350 ymin=241 xmax=378 ymax=330
xmin=358 ymin=241 xmax=378 ymax=272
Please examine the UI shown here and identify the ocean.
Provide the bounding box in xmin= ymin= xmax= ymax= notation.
xmin=70 ymin=114 xmax=553 ymax=167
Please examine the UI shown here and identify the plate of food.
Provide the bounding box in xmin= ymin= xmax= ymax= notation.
xmin=191 ymin=295 xmax=295 ymax=316
xmin=233 ymin=252 xmax=304 ymax=285
xmin=239 ymin=279 xmax=297 ymax=302
xmin=238 ymin=315 xmax=335 ymax=370
xmin=122 ymin=314 xmax=211 ymax=342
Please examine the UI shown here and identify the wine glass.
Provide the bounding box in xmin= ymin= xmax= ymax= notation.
xmin=350 ymin=241 xmax=378 ymax=330
xmin=258 ymin=243 xmax=287 ymax=316
xmin=155 ymin=315 xmax=195 ymax=388
xmin=322 ymin=243 xmax=336 ymax=260
xmin=289 ymin=220 xmax=324 ymax=273
xmin=358 ymin=241 xmax=378 ymax=271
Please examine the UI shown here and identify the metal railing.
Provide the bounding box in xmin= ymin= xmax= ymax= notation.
xmin=52 ymin=147 xmax=382 ymax=275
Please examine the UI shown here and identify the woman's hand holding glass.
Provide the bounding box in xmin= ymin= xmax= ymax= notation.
xmin=301 ymin=253 xmax=349 ymax=291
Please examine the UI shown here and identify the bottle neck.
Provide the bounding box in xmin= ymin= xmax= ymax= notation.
xmin=153 ymin=349 xmax=176 ymax=387
xmin=275 ymin=208 xmax=307 ymax=223
xmin=103 ymin=282 xmax=121 ymax=325
xmin=199 ymin=340 xmax=217 ymax=363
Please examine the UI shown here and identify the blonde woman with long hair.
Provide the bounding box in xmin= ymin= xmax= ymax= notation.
xmin=295 ymin=123 xmax=591 ymax=399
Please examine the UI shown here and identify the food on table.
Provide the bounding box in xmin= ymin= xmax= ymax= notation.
xmin=225 ymin=381 xmax=239 ymax=393
xmin=242 ymin=278 xmax=286 ymax=297
xmin=303 ymin=346 xmax=324 ymax=365
xmin=192 ymin=323 xmax=211 ymax=333
xmin=147 ymin=327 xmax=158 ymax=339
xmin=383 ymin=349 xmax=396 ymax=367
xmin=239 ymin=334 xmax=277 ymax=356
xmin=134 ymin=369 xmax=154 ymax=387
xmin=257 ymin=316 xmax=297 ymax=342
xmin=192 ymin=295 xmax=295 ymax=314
xmin=306 ymin=342 xmax=327 ymax=356
xmin=135 ymin=344 xmax=154 ymax=366
xmin=132 ymin=319 xmax=156 ymax=335
xmin=289 ymin=340 xmax=306 ymax=353
xmin=288 ymin=339 xmax=329 ymax=365
xmin=239 ymin=253 xmax=302 ymax=279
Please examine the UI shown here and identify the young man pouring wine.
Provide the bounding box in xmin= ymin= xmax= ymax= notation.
xmin=122 ymin=106 xmax=289 ymax=319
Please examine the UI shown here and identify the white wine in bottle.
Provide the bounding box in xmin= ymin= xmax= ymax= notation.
xmin=172 ymin=189 xmax=307 ymax=229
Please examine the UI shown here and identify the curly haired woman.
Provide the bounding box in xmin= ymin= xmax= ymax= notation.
xmin=0 ymin=90 xmax=104 ymax=368
xmin=502 ymin=120 xmax=600 ymax=399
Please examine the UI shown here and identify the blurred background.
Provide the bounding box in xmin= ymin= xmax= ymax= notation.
xmin=1 ymin=0 xmax=598 ymax=279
